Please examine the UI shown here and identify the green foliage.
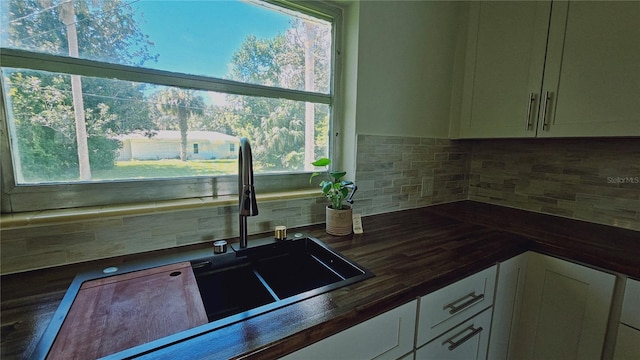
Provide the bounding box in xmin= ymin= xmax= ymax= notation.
xmin=91 ymin=159 xmax=237 ymax=180
xmin=225 ymin=20 xmax=331 ymax=171
xmin=6 ymin=0 xmax=157 ymax=65
xmin=88 ymin=136 xmax=120 ymax=170
xmin=4 ymin=0 xmax=156 ymax=181
xmin=310 ymin=158 xmax=356 ymax=210
xmin=3 ymin=2 xmax=331 ymax=180
xmin=81 ymin=77 xmax=153 ymax=134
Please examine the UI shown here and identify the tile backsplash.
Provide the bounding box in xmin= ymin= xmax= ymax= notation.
xmin=1 ymin=198 xmax=326 ymax=274
xmin=468 ymin=138 xmax=640 ymax=231
xmin=354 ymin=135 xmax=470 ymax=215
xmin=1 ymin=135 xmax=638 ymax=274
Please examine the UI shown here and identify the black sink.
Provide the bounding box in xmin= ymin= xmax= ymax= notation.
xmin=254 ymin=238 xmax=365 ymax=299
xmin=194 ymin=262 xmax=276 ymax=322
xmin=191 ymin=235 xmax=373 ymax=323
xmin=32 ymin=235 xmax=373 ymax=360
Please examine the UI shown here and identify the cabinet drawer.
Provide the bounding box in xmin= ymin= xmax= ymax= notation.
xmin=282 ymin=300 xmax=417 ymax=360
xmin=621 ymin=278 xmax=640 ymax=329
xmin=416 ymin=308 xmax=492 ymax=360
xmin=417 ymin=265 xmax=496 ymax=346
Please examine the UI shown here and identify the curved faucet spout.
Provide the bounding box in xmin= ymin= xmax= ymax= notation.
xmin=238 ymin=138 xmax=258 ymax=248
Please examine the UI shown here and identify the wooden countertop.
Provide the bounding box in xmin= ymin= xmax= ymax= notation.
xmin=1 ymin=201 xmax=638 ymax=359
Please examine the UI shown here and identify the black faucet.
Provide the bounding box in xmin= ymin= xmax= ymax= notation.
xmin=238 ymin=138 xmax=258 ymax=248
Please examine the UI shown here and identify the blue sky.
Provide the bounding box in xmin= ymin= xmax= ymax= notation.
xmin=132 ymin=0 xmax=291 ymax=78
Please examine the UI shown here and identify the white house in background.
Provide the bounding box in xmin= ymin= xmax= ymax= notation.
xmin=117 ymin=130 xmax=238 ymax=161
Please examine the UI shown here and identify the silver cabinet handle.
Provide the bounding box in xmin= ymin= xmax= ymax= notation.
xmin=443 ymin=291 xmax=485 ymax=315
xmin=541 ymin=91 xmax=552 ymax=131
xmin=443 ymin=324 xmax=484 ymax=351
xmin=525 ymin=92 xmax=536 ymax=130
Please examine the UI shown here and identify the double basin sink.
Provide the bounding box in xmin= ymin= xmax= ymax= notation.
xmin=192 ymin=235 xmax=374 ymax=323
xmin=35 ymin=234 xmax=373 ymax=359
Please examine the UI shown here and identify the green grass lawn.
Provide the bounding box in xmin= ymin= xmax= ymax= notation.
xmin=93 ymin=159 xmax=238 ymax=180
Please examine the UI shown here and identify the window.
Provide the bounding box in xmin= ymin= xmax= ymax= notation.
xmin=0 ymin=0 xmax=341 ymax=212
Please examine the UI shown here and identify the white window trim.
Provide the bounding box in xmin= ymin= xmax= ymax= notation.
xmin=0 ymin=0 xmax=343 ymax=213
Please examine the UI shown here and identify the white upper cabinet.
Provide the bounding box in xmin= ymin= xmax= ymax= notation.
xmin=539 ymin=1 xmax=640 ymax=137
xmin=455 ymin=1 xmax=640 ymax=138
xmin=459 ymin=1 xmax=550 ymax=138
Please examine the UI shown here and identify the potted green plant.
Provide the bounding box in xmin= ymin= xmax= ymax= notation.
xmin=310 ymin=158 xmax=357 ymax=235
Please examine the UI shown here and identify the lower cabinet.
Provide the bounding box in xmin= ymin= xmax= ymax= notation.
xmin=417 ymin=266 xmax=496 ymax=345
xmin=614 ymin=324 xmax=640 ymax=360
xmin=487 ymin=253 xmax=528 ymax=359
xmin=281 ymin=300 xmax=417 ymax=360
xmin=415 ymin=265 xmax=497 ymax=360
xmin=490 ymin=252 xmax=616 ymax=360
xmin=283 ymin=266 xmax=496 ymax=360
xmin=613 ymin=278 xmax=640 ymax=359
xmin=284 ymin=252 xmax=621 ymax=360
xmin=416 ymin=308 xmax=492 ymax=360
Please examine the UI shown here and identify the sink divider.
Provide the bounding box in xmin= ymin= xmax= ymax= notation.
xmin=253 ymin=269 xmax=282 ymax=301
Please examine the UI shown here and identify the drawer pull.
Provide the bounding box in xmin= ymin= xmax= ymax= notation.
xmin=444 ymin=291 xmax=484 ymax=315
xmin=443 ymin=324 xmax=483 ymax=351
xmin=524 ymin=92 xmax=536 ymax=130
xmin=541 ymin=91 xmax=552 ymax=131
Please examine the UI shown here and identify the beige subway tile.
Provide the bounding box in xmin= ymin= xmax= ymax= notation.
xmin=1 ymin=238 xmax=28 ymax=263
xmin=66 ymin=240 xmax=127 ymax=263
xmin=1 ymin=250 xmax=67 ymax=274
xmin=26 ymin=232 xmax=96 ymax=256
xmin=125 ymin=234 xmax=177 ymax=254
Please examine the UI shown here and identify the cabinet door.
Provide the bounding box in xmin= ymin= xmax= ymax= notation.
xmin=282 ymin=300 xmax=417 ymax=360
xmin=488 ymin=252 xmax=529 ymax=360
xmin=614 ymin=324 xmax=640 ymax=360
xmin=458 ymin=1 xmax=551 ymax=138
xmin=415 ymin=308 xmax=492 ymax=360
xmin=538 ymin=1 xmax=640 ymax=137
xmin=513 ymin=253 xmax=616 ymax=360
xmin=620 ymin=278 xmax=640 ymax=329
xmin=614 ymin=278 xmax=640 ymax=359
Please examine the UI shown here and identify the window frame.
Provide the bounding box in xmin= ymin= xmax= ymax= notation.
xmin=0 ymin=0 xmax=343 ymax=213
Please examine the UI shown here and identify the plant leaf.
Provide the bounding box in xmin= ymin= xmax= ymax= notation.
xmin=309 ymin=172 xmax=321 ymax=183
xmin=311 ymin=158 xmax=331 ymax=167
xmin=330 ymin=171 xmax=346 ymax=181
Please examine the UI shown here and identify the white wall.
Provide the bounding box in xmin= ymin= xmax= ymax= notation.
xmin=336 ymin=0 xmax=465 ymax=177
xmin=336 ymin=0 xmax=360 ymax=177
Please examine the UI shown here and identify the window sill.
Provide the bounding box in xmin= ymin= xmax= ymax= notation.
xmin=0 ymin=189 xmax=319 ymax=230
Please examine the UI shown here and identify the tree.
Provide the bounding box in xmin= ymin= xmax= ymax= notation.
xmin=152 ymin=88 xmax=206 ymax=161
xmin=5 ymin=0 xmax=156 ymax=65
xmin=60 ymin=0 xmax=91 ymax=180
xmin=3 ymin=0 xmax=156 ymax=181
xmin=224 ymin=19 xmax=331 ymax=171
xmin=6 ymin=71 xmax=119 ymax=180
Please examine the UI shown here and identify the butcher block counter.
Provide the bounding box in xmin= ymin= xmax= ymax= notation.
xmin=1 ymin=201 xmax=639 ymax=359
